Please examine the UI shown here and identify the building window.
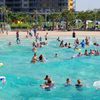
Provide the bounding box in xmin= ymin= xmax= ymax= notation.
xmin=24 ymin=4 xmax=28 ymax=7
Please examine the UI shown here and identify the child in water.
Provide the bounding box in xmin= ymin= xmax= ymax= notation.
xmin=55 ymin=53 xmax=58 ymax=58
xmin=68 ymin=43 xmax=71 ymax=48
xmin=84 ymin=50 xmax=89 ymax=56
xmin=60 ymin=40 xmax=64 ymax=47
xmin=8 ymin=42 xmax=11 ymax=46
xmin=31 ymin=53 xmax=37 ymax=63
xmin=65 ymin=78 xmax=71 ymax=86
xmin=71 ymin=52 xmax=83 ymax=59
xmin=80 ymin=40 xmax=85 ymax=48
xmin=40 ymin=75 xmax=54 ymax=89
xmin=39 ymin=54 xmax=46 ymax=62
xmin=75 ymin=80 xmax=83 ymax=87
xmin=57 ymin=37 xmax=60 ymax=41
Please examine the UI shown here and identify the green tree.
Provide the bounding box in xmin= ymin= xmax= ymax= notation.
xmin=38 ymin=15 xmax=45 ymax=27
xmin=0 ymin=6 xmax=11 ymax=23
xmin=48 ymin=13 xmax=61 ymax=30
xmin=95 ymin=11 xmax=100 ymax=21
xmin=61 ymin=10 xmax=75 ymax=30
xmin=76 ymin=11 xmax=96 ymax=30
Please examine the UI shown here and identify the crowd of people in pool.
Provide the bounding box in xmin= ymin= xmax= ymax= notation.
xmin=31 ymin=54 xmax=47 ymax=63
xmin=0 ymin=29 xmax=100 ymax=90
xmin=5 ymin=27 xmax=100 ymax=63
xmin=31 ymin=32 xmax=48 ymax=63
xmin=7 ymin=29 xmax=100 ymax=64
xmin=40 ymin=75 xmax=83 ymax=90
xmin=32 ymin=32 xmax=99 ymax=63
xmin=58 ymin=36 xmax=100 ymax=59
xmin=58 ymin=36 xmax=100 ymax=49
xmin=15 ymin=30 xmax=100 ymax=62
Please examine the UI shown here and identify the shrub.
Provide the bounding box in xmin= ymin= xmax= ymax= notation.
xmin=11 ymin=23 xmax=32 ymax=29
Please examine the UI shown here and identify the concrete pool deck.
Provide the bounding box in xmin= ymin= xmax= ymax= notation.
xmin=0 ymin=31 xmax=100 ymax=38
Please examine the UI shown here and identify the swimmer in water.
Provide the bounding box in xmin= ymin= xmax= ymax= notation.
xmin=39 ymin=54 xmax=45 ymax=62
xmin=32 ymin=41 xmax=36 ymax=47
xmin=95 ymin=50 xmax=100 ymax=56
xmin=69 ymin=52 xmax=83 ymax=60
xmin=55 ymin=53 xmax=58 ymax=58
xmin=44 ymin=75 xmax=51 ymax=84
xmin=75 ymin=80 xmax=83 ymax=87
xmin=74 ymin=43 xmax=79 ymax=50
xmin=60 ymin=40 xmax=64 ymax=47
xmin=8 ymin=42 xmax=11 ymax=46
xmin=68 ymin=43 xmax=71 ymax=48
xmin=65 ymin=78 xmax=71 ymax=86
xmin=2 ymin=79 xmax=6 ymax=84
xmin=40 ymin=75 xmax=54 ymax=89
xmin=84 ymin=50 xmax=89 ymax=56
xmin=93 ymin=42 xmax=100 ymax=46
xmin=65 ymin=42 xmax=68 ymax=47
xmin=31 ymin=53 xmax=38 ymax=63
xmin=39 ymin=37 xmax=42 ymax=42
xmin=57 ymin=37 xmax=60 ymax=41
xmin=0 ymin=77 xmax=6 ymax=85
xmin=32 ymin=47 xmax=37 ymax=53
xmin=80 ymin=40 xmax=85 ymax=48
xmin=89 ymin=49 xmax=95 ymax=55
xmin=75 ymin=38 xmax=79 ymax=45
xmin=77 ymin=52 xmax=83 ymax=57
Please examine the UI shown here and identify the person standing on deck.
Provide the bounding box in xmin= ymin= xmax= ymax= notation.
xmin=33 ymin=28 xmax=37 ymax=37
xmin=72 ymin=31 xmax=76 ymax=38
xmin=45 ymin=33 xmax=48 ymax=41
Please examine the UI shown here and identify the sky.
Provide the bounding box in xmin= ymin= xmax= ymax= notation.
xmin=76 ymin=0 xmax=100 ymax=11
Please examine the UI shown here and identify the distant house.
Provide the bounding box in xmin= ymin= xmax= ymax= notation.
xmin=94 ymin=21 xmax=100 ymax=25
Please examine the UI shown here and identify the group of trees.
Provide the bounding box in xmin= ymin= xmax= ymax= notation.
xmin=0 ymin=6 xmax=100 ymax=30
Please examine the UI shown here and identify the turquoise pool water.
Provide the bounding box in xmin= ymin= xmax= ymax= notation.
xmin=0 ymin=35 xmax=100 ymax=100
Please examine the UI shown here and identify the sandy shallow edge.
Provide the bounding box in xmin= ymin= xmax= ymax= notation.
xmin=0 ymin=31 xmax=100 ymax=38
